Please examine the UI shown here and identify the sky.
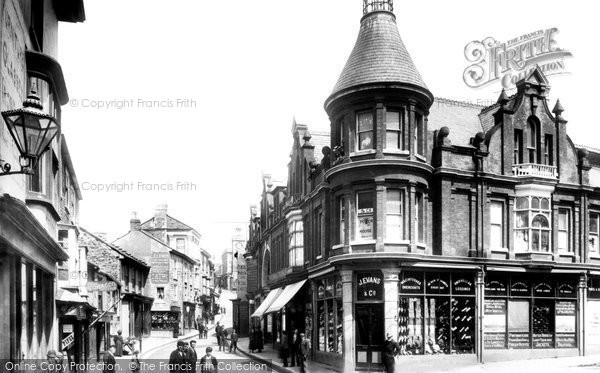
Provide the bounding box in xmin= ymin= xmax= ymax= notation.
xmin=57 ymin=0 xmax=600 ymax=261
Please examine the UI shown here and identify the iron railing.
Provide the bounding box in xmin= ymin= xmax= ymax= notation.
xmin=512 ymin=163 xmax=558 ymax=179
xmin=363 ymin=0 xmax=393 ymax=15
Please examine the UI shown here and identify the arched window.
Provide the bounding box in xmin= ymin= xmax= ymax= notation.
xmin=261 ymin=245 xmax=271 ymax=288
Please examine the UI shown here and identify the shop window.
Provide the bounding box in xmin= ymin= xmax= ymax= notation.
xmin=288 ymin=220 xmax=303 ymax=266
xmin=415 ymin=192 xmax=424 ymax=244
xmin=399 ymin=272 xmax=475 ymax=355
xmin=514 ymin=196 xmax=551 ymax=252
xmin=386 ymin=189 xmax=403 ymax=241
xmin=356 ymin=191 xmax=374 ymax=240
xmin=357 ymin=111 xmax=374 ymax=150
xmin=533 ymin=299 xmax=555 ymax=348
xmin=508 ymin=300 xmax=530 ymax=348
xmin=558 ymin=209 xmax=570 ymax=252
xmin=385 ymin=110 xmax=404 ymax=150
xmin=589 ymin=212 xmax=599 ymax=254
xmin=490 ymin=201 xmax=503 ymax=249
xmin=514 ymin=129 xmax=523 ymax=164
xmin=316 ymin=276 xmax=343 ymax=354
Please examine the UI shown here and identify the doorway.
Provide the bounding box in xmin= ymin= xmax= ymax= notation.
xmin=355 ymin=303 xmax=384 ymax=369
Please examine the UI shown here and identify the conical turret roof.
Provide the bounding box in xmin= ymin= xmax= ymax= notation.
xmin=330 ymin=10 xmax=429 ymax=99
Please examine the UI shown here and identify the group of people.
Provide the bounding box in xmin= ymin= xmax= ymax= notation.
xmin=247 ymin=327 xmax=264 ymax=353
xmin=169 ymin=340 xmax=218 ymax=373
xmin=214 ymin=322 xmax=239 ymax=352
xmin=194 ymin=318 xmax=209 ymax=339
xmin=101 ymin=344 xmax=141 ymax=373
xmin=278 ymin=330 xmax=310 ymax=373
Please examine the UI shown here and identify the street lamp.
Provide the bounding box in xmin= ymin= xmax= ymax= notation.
xmin=0 ymin=87 xmax=60 ymax=176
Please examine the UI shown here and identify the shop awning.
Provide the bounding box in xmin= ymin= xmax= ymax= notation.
xmin=250 ymin=287 xmax=283 ymax=318
xmin=265 ymin=279 xmax=307 ymax=314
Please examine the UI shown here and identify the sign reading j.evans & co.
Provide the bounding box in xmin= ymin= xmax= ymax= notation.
xmin=357 ymin=272 xmax=383 ymax=301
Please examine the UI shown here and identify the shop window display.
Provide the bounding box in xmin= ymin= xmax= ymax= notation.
xmin=316 ymin=276 xmax=343 ymax=354
xmin=398 ymin=272 xmax=475 ymax=355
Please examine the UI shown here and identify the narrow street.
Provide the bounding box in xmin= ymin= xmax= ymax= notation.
xmin=137 ymin=289 xmax=271 ymax=372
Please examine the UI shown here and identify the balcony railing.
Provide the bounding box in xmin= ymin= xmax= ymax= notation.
xmin=283 ymin=193 xmax=303 ymax=210
xmin=512 ymin=163 xmax=558 ymax=179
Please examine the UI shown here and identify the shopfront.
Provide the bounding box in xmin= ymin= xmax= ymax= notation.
xmin=398 ymin=271 xmax=476 ymax=355
xmin=586 ymin=276 xmax=600 ymax=354
xmin=483 ymin=272 xmax=579 ymax=359
xmin=313 ymin=274 xmax=344 ymax=368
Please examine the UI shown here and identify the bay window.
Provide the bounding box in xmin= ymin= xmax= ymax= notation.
xmin=385 ymin=110 xmax=404 ymax=150
xmin=386 ymin=189 xmax=403 ymax=241
xmin=356 ymin=191 xmax=374 ymax=240
xmin=289 ymin=220 xmax=304 ymax=266
xmin=589 ymin=213 xmax=599 ymax=254
xmin=514 ymin=196 xmax=551 ymax=252
xmin=357 ymin=111 xmax=374 ymax=150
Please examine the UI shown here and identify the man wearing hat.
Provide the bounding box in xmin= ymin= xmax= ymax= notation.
xmin=186 ymin=340 xmax=198 ymax=373
xmin=103 ymin=345 xmax=117 ymax=373
xmin=383 ymin=333 xmax=400 ymax=373
xmin=169 ymin=340 xmax=187 ymax=373
xmin=298 ymin=333 xmax=310 ymax=373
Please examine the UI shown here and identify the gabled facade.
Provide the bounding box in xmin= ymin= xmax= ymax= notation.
xmin=245 ymin=1 xmax=600 ymax=372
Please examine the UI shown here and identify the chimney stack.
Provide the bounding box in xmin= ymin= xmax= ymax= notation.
xmin=130 ymin=211 xmax=141 ymax=231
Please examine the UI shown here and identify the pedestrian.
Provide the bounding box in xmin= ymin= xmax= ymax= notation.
xmin=221 ymin=327 xmax=229 ymax=352
xmin=130 ymin=350 xmax=141 ymax=373
xmin=198 ymin=323 xmax=205 ymax=339
xmin=203 ymin=325 xmax=208 ymax=339
xmin=248 ymin=327 xmax=256 ymax=353
xmin=290 ymin=329 xmax=299 ymax=367
xmin=254 ymin=327 xmax=264 ymax=353
xmin=298 ymin=333 xmax=310 ymax=373
xmin=113 ymin=330 xmax=124 ymax=357
xmin=229 ymin=329 xmax=239 ymax=353
xmin=215 ymin=322 xmax=223 ymax=351
xmin=186 ymin=340 xmax=198 ymax=373
xmin=169 ymin=340 xmax=187 ymax=373
xmin=102 ymin=345 xmax=116 ymax=373
xmin=279 ymin=334 xmax=290 ymax=367
xmin=199 ymin=347 xmax=218 ymax=373
xmin=383 ymin=333 xmax=400 ymax=373
xmin=46 ymin=350 xmax=62 ymax=373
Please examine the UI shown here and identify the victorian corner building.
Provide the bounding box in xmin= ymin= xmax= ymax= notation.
xmin=242 ymin=1 xmax=600 ymax=371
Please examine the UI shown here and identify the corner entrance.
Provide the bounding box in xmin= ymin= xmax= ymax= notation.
xmin=355 ymin=303 xmax=384 ymax=369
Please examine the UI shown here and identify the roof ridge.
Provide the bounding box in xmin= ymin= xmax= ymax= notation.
xmin=80 ymin=226 xmax=149 ymax=267
xmin=576 ymin=144 xmax=600 ymax=154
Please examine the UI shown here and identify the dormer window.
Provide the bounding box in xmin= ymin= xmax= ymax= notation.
xmin=357 ymin=111 xmax=374 ymax=150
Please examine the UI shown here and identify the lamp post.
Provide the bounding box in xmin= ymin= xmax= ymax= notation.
xmin=0 ymin=87 xmax=60 ymax=176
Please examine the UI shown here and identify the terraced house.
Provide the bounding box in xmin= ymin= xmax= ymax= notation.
xmin=245 ymin=1 xmax=600 ymax=371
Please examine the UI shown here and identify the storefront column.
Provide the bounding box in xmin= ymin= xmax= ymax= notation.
xmin=340 ymin=269 xmax=354 ymax=372
xmin=476 ymin=269 xmax=485 ymax=363
xmin=578 ymin=273 xmax=587 ymax=356
xmin=381 ymin=267 xmax=399 ymax=339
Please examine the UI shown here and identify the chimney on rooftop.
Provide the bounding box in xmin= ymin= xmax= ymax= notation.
xmin=154 ymin=203 xmax=168 ymax=228
xmin=130 ymin=211 xmax=141 ymax=231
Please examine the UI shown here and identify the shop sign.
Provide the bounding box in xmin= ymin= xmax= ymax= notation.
xmin=426 ymin=276 xmax=449 ymax=294
xmin=556 ymin=301 xmax=576 ymax=347
xmin=86 ymin=281 xmax=118 ymax=292
xmin=357 ymin=272 xmax=383 ymax=301
xmin=61 ymin=332 xmax=75 ymax=351
xmin=557 ymin=282 xmax=576 ymax=298
xmin=510 ymin=278 xmax=530 ymax=296
xmin=533 ymin=281 xmax=554 ymax=297
xmin=151 ymin=251 xmax=170 ymax=284
xmin=485 ymin=276 xmax=507 ymax=296
xmin=1 ymin=0 xmax=27 ymax=111
xmin=452 ymin=277 xmax=474 ymax=295
xmin=508 ymin=333 xmax=530 ymax=348
xmin=484 ymin=299 xmax=506 ymax=341
xmin=533 ymin=334 xmax=554 ymax=348
xmin=62 ymin=324 xmax=73 ymax=333
xmin=399 ymin=272 xmax=424 ymax=294
xmin=556 ymin=333 xmax=576 ymax=348
xmin=484 ymin=333 xmax=505 ymax=349
xmin=588 ymin=277 xmax=600 ymax=298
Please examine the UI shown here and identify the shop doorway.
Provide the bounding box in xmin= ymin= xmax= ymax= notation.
xmin=355 ymin=303 xmax=384 ymax=368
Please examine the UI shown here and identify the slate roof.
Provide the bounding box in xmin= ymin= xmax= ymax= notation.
xmin=79 ymin=227 xmax=149 ymax=267
xmin=140 ymin=214 xmax=196 ymax=231
xmin=331 ymin=11 xmax=428 ymax=96
xmin=428 ymin=98 xmax=486 ymax=146
xmin=576 ymin=144 xmax=600 ymax=167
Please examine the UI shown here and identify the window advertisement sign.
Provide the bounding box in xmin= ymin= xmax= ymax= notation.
xmin=508 ymin=300 xmax=530 ymax=348
xmin=555 ymin=301 xmax=576 ymax=348
xmin=484 ymin=299 xmax=506 ymax=349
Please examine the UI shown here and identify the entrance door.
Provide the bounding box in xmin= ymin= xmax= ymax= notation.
xmin=355 ymin=303 xmax=384 ymax=369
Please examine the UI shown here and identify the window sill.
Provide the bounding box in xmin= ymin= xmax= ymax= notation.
xmin=384 ymin=240 xmax=410 ymax=245
xmin=383 ymin=149 xmax=409 ymax=155
xmin=350 ymin=149 xmax=376 ymax=157
xmin=315 ymin=255 xmax=323 ymax=260
xmin=415 ymin=154 xmax=426 ymax=161
xmin=416 ymin=243 xmax=426 ymax=249
xmin=331 ymin=244 xmax=344 ymax=250
xmin=491 ymin=247 xmax=509 ymax=252
xmin=350 ymin=239 xmax=376 ymax=246
xmin=557 ymin=251 xmax=575 ymax=257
